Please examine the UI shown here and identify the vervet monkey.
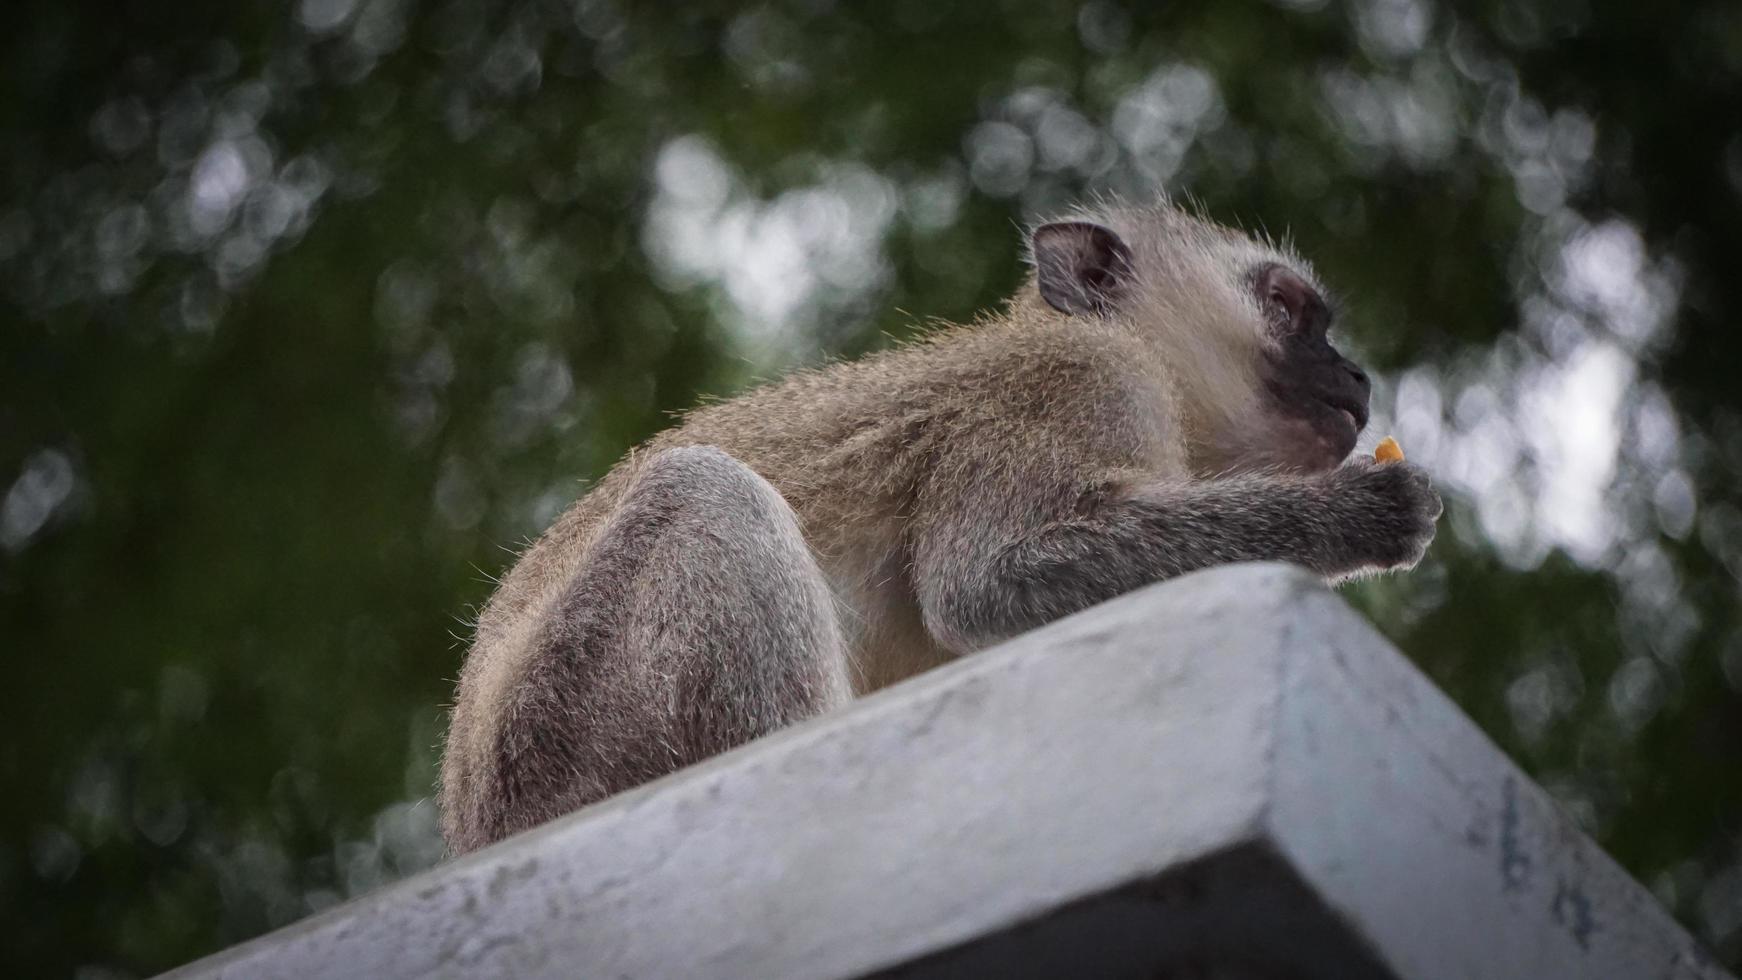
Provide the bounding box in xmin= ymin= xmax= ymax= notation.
xmin=439 ymin=199 xmax=1442 ymax=854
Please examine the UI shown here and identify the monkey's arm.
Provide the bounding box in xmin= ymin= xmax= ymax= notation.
xmin=912 ymin=460 xmax=1441 ymax=653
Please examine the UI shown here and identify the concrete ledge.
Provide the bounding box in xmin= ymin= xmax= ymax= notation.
xmin=163 ymin=563 xmax=1731 ymax=980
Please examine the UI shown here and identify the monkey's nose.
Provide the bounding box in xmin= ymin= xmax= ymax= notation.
xmin=1344 ymin=363 xmax=1370 ymax=390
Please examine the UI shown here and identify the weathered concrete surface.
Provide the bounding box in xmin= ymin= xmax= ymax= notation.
xmin=161 ymin=563 xmax=1731 ymax=980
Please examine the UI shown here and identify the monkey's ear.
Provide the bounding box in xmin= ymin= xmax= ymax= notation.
xmin=1032 ymin=221 xmax=1135 ymax=317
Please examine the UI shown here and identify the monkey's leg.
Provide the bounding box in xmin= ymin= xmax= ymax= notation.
xmin=489 ymin=445 xmax=852 ymax=845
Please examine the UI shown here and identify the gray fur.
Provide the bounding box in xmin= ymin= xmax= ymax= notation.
xmin=439 ymin=199 xmax=1441 ymax=854
xmin=443 ymin=447 xmax=851 ymax=853
xmin=916 ymin=459 xmax=1441 ymax=651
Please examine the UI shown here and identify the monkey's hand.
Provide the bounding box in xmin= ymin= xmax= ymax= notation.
xmin=1323 ymin=459 xmax=1443 ymax=576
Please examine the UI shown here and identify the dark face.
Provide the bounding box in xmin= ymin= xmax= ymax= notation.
xmin=1254 ymin=264 xmax=1370 ymax=470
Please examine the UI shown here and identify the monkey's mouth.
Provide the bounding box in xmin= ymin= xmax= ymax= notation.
xmin=1317 ymin=393 xmax=1369 ymax=434
xmin=1262 ymin=374 xmax=1371 ymax=469
xmin=1310 ymin=392 xmax=1369 ymax=460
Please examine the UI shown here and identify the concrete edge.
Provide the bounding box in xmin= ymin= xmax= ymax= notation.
xmin=166 ymin=563 xmax=1324 ymax=979
xmin=1266 ymin=586 xmax=1730 ymax=980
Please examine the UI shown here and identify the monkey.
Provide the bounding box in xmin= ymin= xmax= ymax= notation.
xmin=437 ymin=198 xmax=1442 ymax=855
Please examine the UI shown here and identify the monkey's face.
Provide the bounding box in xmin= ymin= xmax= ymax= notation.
xmin=1252 ymin=263 xmax=1370 ymax=471
xmin=1028 ymin=208 xmax=1369 ymax=475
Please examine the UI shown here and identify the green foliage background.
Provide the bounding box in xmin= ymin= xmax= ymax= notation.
xmin=3 ymin=0 xmax=1740 ymax=974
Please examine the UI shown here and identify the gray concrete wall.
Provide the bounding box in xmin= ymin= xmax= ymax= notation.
xmin=162 ymin=563 xmax=1731 ymax=980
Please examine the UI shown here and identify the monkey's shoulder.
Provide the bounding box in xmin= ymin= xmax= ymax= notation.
xmin=910 ymin=322 xmax=1174 ymax=429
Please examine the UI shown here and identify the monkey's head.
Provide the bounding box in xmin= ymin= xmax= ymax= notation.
xmin=1028 ymin=202 xmax=1371 ymax=475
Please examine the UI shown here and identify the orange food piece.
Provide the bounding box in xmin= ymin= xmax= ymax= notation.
xmin=1374 ymin=436 xmax=1405 ymax=464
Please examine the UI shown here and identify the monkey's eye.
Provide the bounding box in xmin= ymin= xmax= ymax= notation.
xmin=1255 ymin=264 xmax=1330 ymax=338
